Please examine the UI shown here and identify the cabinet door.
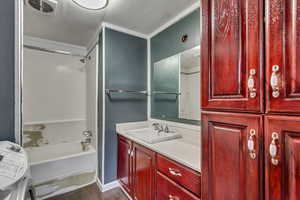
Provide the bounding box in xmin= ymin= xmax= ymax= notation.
xmin=266 ymin=0 xmax=300 ymax=114
xmin=132 ymin=143 xmax=155 ymax=200
xmin=201 ymin=0 xmax=264 ymax=112
xmin=156 ymin=172 xmax=200 ymax=200
xmin=117 ymin=135 xmax=132 ymax=195
xmin=202 ymin=111 xmax=263 ymax=200
xmin=265 ymin=115 xmax=300 ymax=200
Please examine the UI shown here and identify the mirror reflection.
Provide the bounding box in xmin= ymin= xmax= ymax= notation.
xmin=152 ymin=46 xmax=201 ymax=122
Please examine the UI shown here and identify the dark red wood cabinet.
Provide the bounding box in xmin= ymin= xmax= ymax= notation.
xmin=132 ymin=143 xmax=156 ymax=200
xmin=201 ymin=111 xmax=263 ymax=200
xmin=117 ymin=135 xmax=132 ymax=195
xmin=117 ymin=136 xmax=201 ymax=200
xmin=265 ymin=0 xmax=300 ymax=114
xmin=156 ymin=154 xmax=201 ymax=196
xmin=265 ymin=115 xmax=300 ymax=200
xmin=156 ymin=172 xmax=199 ymax=200
xmin=117 ymin=138 xmax=155 ymax=200
xmin=201 ymin=0 xmax=300 ymax=199
xmin=201 ymin=0 xmax=264 ymax=113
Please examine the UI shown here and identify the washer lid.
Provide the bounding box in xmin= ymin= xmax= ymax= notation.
xmin=0 ymin=141 xmax=28 ymax=191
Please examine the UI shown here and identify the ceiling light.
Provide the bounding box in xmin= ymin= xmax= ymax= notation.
xmin=72 ymin=0 xmax=108 ymax=10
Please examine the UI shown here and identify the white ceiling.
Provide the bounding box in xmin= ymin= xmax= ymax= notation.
xmin=24 ymin=0 xmax=199 ymax=47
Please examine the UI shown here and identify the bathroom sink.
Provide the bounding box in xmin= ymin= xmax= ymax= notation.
xmin=126 ymin=128 xmax=182 ymax=144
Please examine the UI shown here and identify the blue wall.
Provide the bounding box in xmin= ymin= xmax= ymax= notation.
xmin=98 ymin=32 xmax=104 ymax=182
xmin=0 ymin=0 xmax=15 ymax=142
xmin=104 ymin=28 xmax=148 ymax=183
xmin=151 ymin=9 xmax=200 ymax=120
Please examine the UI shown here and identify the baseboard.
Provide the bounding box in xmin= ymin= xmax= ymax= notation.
xmin=96 ymin=178 xmax=120 ymax=192
xmin=119 ymin=184 xmax=133 ymax=200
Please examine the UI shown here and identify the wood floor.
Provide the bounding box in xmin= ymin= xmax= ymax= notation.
xmin=46 ymin=184 xmax=128 ymax=200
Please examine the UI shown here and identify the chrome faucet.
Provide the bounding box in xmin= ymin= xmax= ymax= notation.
xmin=81 ymin=130 xmax=92 ymax=151
xmin=152 ymin=123 xmax=164 ymax=133
xmin=152 ymin=123 xmax=171 ymax=134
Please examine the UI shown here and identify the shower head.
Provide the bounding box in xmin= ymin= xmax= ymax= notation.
xmin=80 ymin=58 xmax=86 ymax=63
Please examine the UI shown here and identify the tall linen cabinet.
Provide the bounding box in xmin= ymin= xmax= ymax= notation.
xmin=201 ymin=0 xmax=300 ymax=200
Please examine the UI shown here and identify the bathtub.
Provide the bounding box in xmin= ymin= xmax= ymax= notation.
xmin=25 ymin=142 xmax=97 ymax=199
xmin=26 ymin=141 xmax=95 ymax=166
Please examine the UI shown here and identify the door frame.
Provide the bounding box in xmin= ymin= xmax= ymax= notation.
xmin=14 ymin=0 xmax=23 ymax=145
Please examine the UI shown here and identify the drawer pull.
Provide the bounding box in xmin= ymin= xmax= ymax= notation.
xmin=247 ymin=69 xmax=257 ymax=98
xmin=169 ymin=194 xmax=180 ymax=200
xmin=270 ymin=65 xmax=280 ymax=98
xmin=269 ymin=132 xmax=279 ymax=166
xmin=247 ymin=129 xmax=256 ymax=159
xmin=168 ymin=168 xmax=182 ymax=177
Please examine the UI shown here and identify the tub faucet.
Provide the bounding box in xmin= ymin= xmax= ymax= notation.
xmin=81 ymin=130 xmax=92 ymax=151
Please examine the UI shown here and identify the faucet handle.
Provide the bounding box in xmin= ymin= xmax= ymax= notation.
xmin=83 ymin=130 xmax=92 ymax=137
xmin=152 ymin=123 xmax=160 ymax=130
xmin=164 ymin=125 xmax=169 ymax=133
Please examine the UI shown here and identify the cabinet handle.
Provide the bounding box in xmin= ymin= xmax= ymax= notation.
xmin=270 ymin=65 xmax=280 ymax=98
xmin=131 ymin=150 xmax=134 ymax=157
xmin=168 ymin=168 xmax=182 ymax=177
xmin=269 ymin=132 xmax=279 ymax=166
xmin=169 ymin=194 xmax=180 ymax=200
xmin=128 ymin=149 xmax=131 ymax=155
xmin=247 ymin=129 xmax=256 ymax=159
xmin=247 ymin=69 xmax=257 ymax=98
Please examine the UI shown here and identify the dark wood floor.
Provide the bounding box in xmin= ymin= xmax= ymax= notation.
xmin=46 ymin=184 xmax=128 ymax=200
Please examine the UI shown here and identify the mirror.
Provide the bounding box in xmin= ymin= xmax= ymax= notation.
xmin=151 ymin=46 xmax=200 ymax=124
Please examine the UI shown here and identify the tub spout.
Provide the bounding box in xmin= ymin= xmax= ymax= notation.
xmin=81 ymin=130 xmax=92 ymax=151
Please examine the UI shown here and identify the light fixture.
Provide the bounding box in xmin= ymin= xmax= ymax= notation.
xmin=72 ymin=0 xmax=108 ymax=10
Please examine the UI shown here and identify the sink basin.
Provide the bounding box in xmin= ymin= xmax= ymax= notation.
xmin=126 ymin=128 xmax=182 ymax=144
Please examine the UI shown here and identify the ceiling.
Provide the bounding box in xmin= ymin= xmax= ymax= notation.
xmin=24 ymin=0 xmax=199 ymax=47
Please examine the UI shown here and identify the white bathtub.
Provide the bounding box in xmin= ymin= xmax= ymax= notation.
xmin=26 ymin=141 xmax=95 ymax=166
xmin=25 ymin=142 xmax=97 ymax=199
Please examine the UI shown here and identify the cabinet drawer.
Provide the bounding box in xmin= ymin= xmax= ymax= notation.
xmin=157 ymin=172 xmax=200 ymax=200
xmin=156 ymin=154 xmax=201 ymax=196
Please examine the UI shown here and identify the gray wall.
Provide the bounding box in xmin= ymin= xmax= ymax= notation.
xmin=104 ymin=28 xmax=147 ymax=183
xmin=0 ymin=0 xmax=15 ymax=142
xmin=98 ymin=33 xmax=103 ymax=182
xmin=151 ymin=9 xmax=200 ymax=120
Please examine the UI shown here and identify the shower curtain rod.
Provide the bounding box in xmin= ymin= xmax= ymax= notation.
xmin=23 ymin=45 xmax=86 ymax=59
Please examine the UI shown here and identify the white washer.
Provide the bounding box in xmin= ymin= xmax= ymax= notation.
xmin=0 ymin=141 xmax=33 ymax=200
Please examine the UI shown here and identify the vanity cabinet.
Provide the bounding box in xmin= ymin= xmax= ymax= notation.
xmin=117 ymin=135 xmax=132 ymax=195
xmin=117 ymin=136 xmax=155 ymax=200
xmin=156 ymin=172 xmax=199 ymax=200
xmin=117 ymin=135 xmax=201 ymax=200
xmin=201 ymin=112 xmax=263 ymax=200
xmin=265 ymin=0 xmax=300 ymax=114
xmin=156 ymin=154 xmax=201 ymax=196
xmin=201 ymin=0 xmax=264 ymax=113
xmin=265 ymin=115 xmax=300 ymax=200
xmin=132 ymin=143 xmax=156 ymax=200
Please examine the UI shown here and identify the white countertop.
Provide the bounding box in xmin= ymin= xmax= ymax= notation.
xmin=116 ymin=121 xmax=201 ymax=172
